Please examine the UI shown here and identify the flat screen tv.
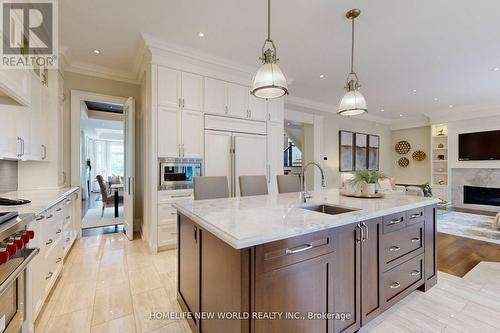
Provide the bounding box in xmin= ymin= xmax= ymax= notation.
xmin=459 ymin=130 xmax=500 ymax=161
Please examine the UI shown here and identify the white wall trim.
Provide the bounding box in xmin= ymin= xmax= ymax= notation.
xmin=425 ymin=103 xmax=500 ymax=124
xmin=390 ymin=116 xmax=430 ymax=130
xmin=65 ymin=61 xmax=140 ymax=84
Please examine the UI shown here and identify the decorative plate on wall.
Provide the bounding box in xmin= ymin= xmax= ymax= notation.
xmin=398 ymin=157 xmax=410 ymax=167
xmin=395 ymin=141 xmax=411 ymax=154
xmin=412 ymin=150 xmax=427 ymax=161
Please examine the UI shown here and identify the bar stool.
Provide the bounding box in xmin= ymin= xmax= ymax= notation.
xmin=193 ymin=176 xmax=230 ymax=200
xmin=239 ymin=175 xmax=268 ymax=197
xmin=276 ymin=175 xmax=301 ymax=193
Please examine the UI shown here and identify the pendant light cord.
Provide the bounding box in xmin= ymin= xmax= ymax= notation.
xmin=267 ymin=0 xmax=271 ymax=40
xmin=350 ymin=17 xmax=355 ymax=73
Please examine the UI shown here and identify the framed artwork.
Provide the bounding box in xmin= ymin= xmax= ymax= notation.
xmin=368 ymin=135 xmax=380 ymax=170
xmin=339 ymin=131 xmax=354 ymax=172
xmin=355 ymin=133 xmax=368 ymax=170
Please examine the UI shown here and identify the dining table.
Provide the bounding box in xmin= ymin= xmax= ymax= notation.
xmin=110 ymin=183 xmax=124 ymax=218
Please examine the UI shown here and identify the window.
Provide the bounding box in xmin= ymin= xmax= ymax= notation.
xmin=110 ymin=142 xmax=124 ymax=176
xmin=284 ymin=138 xmax=302 ymax=167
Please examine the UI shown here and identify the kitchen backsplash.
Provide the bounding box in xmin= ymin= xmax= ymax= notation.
xmin=0 ymin=160 xmax=17 ymax=194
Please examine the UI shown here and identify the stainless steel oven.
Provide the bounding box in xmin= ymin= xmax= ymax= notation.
xmin=0 ymin=214 xmax=38 ymax=333
xmin=159 ymin=158 xmax=203 ymax=190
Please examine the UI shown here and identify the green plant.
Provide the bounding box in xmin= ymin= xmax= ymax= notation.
xmin=348 ymin=170 xmax=387 ymax=187
xmin=421 ymin=182 xmax=433 ymax=197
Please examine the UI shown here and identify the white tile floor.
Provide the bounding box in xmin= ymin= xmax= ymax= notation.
xmin=35 ymin=232 xmax=500 ymax=333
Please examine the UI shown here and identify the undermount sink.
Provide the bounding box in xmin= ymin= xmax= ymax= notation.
xmin=300 ymin=204 xmax=359 ymax=215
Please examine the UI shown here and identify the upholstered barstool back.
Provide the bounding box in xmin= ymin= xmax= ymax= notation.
xmin=239 ymin=175 xmax=268 ymax=197
xmin=193 ymin=176 xmax=230 ymax=200
xmin=276 ymin=175 xmax=301 ymax=193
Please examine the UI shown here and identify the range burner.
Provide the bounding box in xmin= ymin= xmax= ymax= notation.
xmin=0 ymin=197 xmax=31 ymax=206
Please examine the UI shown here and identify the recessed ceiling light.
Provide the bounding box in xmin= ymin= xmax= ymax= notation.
xmin=493 ymin=67 xmax=500 ymax=71
xmin=399 ymin=114 xmax=404 ymax=117
xmin=433 ymin=97 xmax=439 ymax=101
xmin=319 ymin=74 xmax=325 ymax=79
xmin=412 ymin=89 xmax=417 ymax=93
xmin=198 ymin=32 xmax=205 ymax=37
xmin=380 ymin=109 xmax=385 ymax=112
xmin=93 ymin=49 xmax=100 ymax=54
xmin=449 ymin=104 xmax=454 ymax=108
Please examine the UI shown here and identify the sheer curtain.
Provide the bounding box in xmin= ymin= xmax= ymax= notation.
xmin=88 ymin=139 xmax=123 ymax=193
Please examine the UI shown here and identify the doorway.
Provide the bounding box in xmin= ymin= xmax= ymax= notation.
xmin=70 ymin=91 xmax=135 ymax=240
xmin=284 ymin=120 xmax=315 ymax=190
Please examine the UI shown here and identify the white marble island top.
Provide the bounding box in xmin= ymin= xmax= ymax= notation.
xmin=0 ymin=187 xmax=79 ymax=215
xmin=173 ymin=189 xmax=440 ymax=249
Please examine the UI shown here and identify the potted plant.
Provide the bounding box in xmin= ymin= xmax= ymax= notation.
xmin=349 ymin=170 xmax=387 ymax=195
xmin=421 ymin=182 xmax=433 ymax=198
xmin=86 ymin=158 xmax=92 ymax=194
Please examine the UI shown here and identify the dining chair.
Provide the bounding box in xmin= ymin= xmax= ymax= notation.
xmin=193 ymin=176 xmax=230 ymax=200
xmin=96 ymin=175 xmax=123 ymax=217
xmin=277 ymin=174 xmax=301 ymax=193
xmin=239 ymin=175 xmax=268 ymax=197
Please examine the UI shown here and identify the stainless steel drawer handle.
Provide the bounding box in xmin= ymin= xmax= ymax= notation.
xmin=56 ymin=229 xmax=62 ymax=234
xmin=389 ymin=246 xmax=401 ymax=252
xmin=411 ymin=270 xmax=421 ymax=276
xmin=170 ymin=194 xmax=192 ymax=198
xmin=388 ymin=218 xmax=403 ymax=225
xmin=45 ymin=239 xmax=53 ymax=246
xmin=36 ymin=215 xmax=45 ymax=221
xmin=285 ymin=243 xmax=313 ymax=255
xmin=411 ymin=238 xmax=421 ymax=243
xmin=170 ymin=212 xmax=177 ymax=215
xmin=410 ymin=213 xmax=422 ymax=219
xmin=46 ymin=214 xmax=53 ymax=219
xmin=390 ymin=282 xmax=401 ymax=289
xmin=56 ymin=257 xmax=62 ymax=263
xmin=66 ymin=216 xmax=71 ymax=220
xmin=65 ymin=237 xmax=70 ymax=242
xmin=45 ymin=272 xmax=53 ymax=280
xmin=56 ymin=208 xmax=62 ymax=212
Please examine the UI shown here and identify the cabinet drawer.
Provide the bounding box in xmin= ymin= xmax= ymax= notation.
xmin=383 ymin=212 xmax=406 ymax=234
xmin=158 ymin=223 xmax=177 ymax=246
xmin=406 ymin=207 xmax=425 ymax=225
xmin=383 ymin=254 xmax=424 ymax=302
xmin=255 ymin=229 xmax=335 ymax=274
xmin=158 ymin=190 xmax=193 ymax=204
xmin=158 ymin=204 xmax=177 ymax=225
xmin=383 ymin=223 xmax=423 ymax=267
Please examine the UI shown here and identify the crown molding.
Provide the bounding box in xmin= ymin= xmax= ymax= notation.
xmin=425 ymin=103 xmax=500 ymax=124
xmin=65 ymin=61 xmax=140 ymax=84
xmin=389 ymin=116 xmax=430 ymax=131
xmin=285 ymin=95 xmax=392 ymax=125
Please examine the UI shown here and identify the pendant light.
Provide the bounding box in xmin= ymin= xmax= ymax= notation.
xmin=250 ymin=0 xmax=288 ymax=99
xmin=338 ymin=9 xmax=367 ymax=116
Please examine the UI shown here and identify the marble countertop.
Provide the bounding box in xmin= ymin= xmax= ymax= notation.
xmin=173 ymin=189 xmax=440 ymax=249
xmin=0 ymin=187 xmax=79 ymax=215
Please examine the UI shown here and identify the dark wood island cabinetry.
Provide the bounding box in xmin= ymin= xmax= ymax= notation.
xmin=176 ymin=200 xmax=438 ymax=333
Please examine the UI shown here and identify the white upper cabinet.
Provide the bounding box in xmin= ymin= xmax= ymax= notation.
xmin=267 ymin=98 xmax=285 ymax=122
xmin=157 ymin=67 xmax=181 ymax=108
xmin=0 ymin=108 xmax=18 ymax=158
xmin=181 ymin=109 xmax=203 ymax=158
xmin=226 ymin=83 xmax=249 ymax=119
xmin=181 ymin=72 xmax=203 ymax=111
xmin=157 ymin=107 xmax=181 ymax=157
xmin=248 ymin=94 xmax=268 ymax=121
xmin=204 ymin=77 xmax=227 ymax=115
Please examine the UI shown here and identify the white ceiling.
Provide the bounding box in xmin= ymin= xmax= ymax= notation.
xmin=60 ymin=0 xmax=500 ymax=120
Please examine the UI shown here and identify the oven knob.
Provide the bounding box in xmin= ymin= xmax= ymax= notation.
xmin=2 ymin=241 xmax=17 ymax=256
xmin=26 ymin=230 xmax=35 ymax=239
xmin=19 ymin=232 xmax=30 ymax=244
xmin=0 ymin=248 xmax=9 ymax=264
xmin=11 ymin=236 xmax=24 ymax=250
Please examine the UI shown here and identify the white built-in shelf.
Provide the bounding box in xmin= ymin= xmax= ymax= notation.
xmin=432 ymin=135 xmax=448 ymax=138
xmin=433 ymin=147 xmax=448 ymax=150
xmin=432 ymin=160 xmax=448 ymax=162
xmin=433 ymin=172 xmax=448 ymax=175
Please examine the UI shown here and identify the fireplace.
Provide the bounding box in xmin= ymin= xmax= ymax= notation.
xmin=463 ymin=185 xmax=500 ymax=207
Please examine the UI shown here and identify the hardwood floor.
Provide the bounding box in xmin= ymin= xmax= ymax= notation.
xmin=438 ymin=232 xmax=500 ymax=277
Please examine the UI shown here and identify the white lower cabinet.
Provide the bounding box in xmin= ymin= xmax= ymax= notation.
xmin=157 ymin=190 xmax=193 ymax=250
xmin=27 ymin=191 xmax=78 ymax=324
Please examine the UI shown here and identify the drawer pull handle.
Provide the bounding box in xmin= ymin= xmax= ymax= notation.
xmin=389 ymin=246 xmax=401 ymax=252
xmin=46 ymin=214 xmax=53 ymax=219
xmin=56 ymin=208 xmax=62 ymax=212
xmin=411 ymin=238 xmax=421 ymax=243
xmin=56 ymin=257 xmax=62 ymax=263
xmin=45 ymin=239 xmax=53 ymax=246
xmin=66 ymin=216 xmax=71 ymax=219
xmin=36 ymin=215 xmax=45 ymax=221
xmin=171 ymin=194 xmax=192 ymax=198
xmin=56 ymin=229 xmax=62 ymax=234
xmin=45 ymin=272 xmax=53 ymax=280
xmin=170 ymin=212 xmax=177 ymax=215
xmin=388 ymin=218 xmax=403 ymax=225
xmin=390 ymin=282 xmax=401 ymax=289
xmin=65 ymin=237 xmax=70 ymax=242
xmin=411 ymin=270 xmax=421 ymax=276
xmin=410 ymin=213 xmax=422 ymax=219
xmin=285 ymin=243 xmax=313 ymax=255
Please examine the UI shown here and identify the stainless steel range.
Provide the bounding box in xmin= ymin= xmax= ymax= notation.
xmin=0 ymin=213 xmax=38 ymax=333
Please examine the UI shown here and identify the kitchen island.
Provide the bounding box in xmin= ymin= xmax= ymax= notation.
xmin=173 ymin=190 xmax=439 ymax=333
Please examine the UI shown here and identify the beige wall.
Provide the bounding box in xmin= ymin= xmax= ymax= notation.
xmin=391 ymin=126 xmax=431 ymax=185
xmin=322 ymin=115 xmax=393 ymax=188
xmin=63 ymin=72 xmax=143 ymax=228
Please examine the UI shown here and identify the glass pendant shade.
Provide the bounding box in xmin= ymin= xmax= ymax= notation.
xmin=338 ymin=89 xmax=367 ymax=116
xmin=251 ymin=62 xmax=288 ymax=99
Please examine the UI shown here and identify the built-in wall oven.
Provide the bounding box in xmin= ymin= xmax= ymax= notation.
xmin=0 ymin=213 xmax=38 ymax=333
xmin=159 ymin=158 xmax=203 ymax=190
